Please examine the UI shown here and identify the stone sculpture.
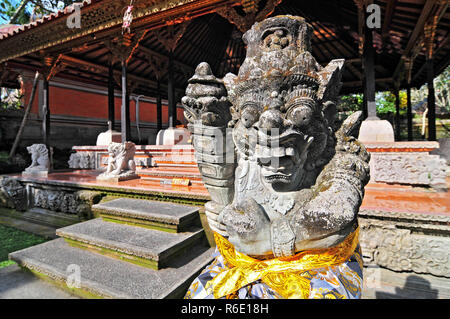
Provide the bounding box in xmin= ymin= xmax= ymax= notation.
xmin=22 ymin=144 xmax=50 ymax=177
xmin=183 ymin=16 xmax=370 ymax=299
xmin=68 ymin=152 xmax=96 ymax=169
xmin=0 ymin=176 xmax=27 ymax=211
xmin=97 ymin=141 xmax=138 ymax=181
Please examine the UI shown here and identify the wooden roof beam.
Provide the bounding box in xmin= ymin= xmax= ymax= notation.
xmin=342 ymin=77 xmax=393 ymax=87
xmin=392 ymin=0 xmax=447 ymax=82
xmin=58 ymin=54 xmax=188 ymax=96
xmin=138 ymin=45 xmax=194 ymax=75
xmin=382 ymin=0 xmax=398 ymax=41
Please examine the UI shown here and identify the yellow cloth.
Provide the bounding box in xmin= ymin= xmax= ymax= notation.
xmin=211 ymin=227 xmax=360 ymax=299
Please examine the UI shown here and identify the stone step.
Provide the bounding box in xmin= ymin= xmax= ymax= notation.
xmin=138 ymin=167 xmax=203 ymax=186
xmin=16 ymin=208 xmax=81 ymax=229
xmin=92 ymin=198 xmax=201 ymax=233
xmin=9 ymin=238 xmax=214 ymax=299
xmin=56 ymin=218 xmax=205 ymax=270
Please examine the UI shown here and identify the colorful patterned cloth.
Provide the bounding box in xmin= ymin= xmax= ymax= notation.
xmin=185 ymin=242 xmax=364 ymax=299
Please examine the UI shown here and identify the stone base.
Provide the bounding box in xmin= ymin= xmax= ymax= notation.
xmin=22 ymin=170 xmax=49 ymax=178
xmin=358 ymin=118 xmax=395 ymax=142
xmin=155 ymin=127 xmax=191 ymax=145
xmin=96 ymin=173 xmax=140 ymax=182
xmin=96 ymin=130 xmax=122 ymax=146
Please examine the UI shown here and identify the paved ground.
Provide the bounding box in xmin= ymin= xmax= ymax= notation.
xmin=0 ymin=213 xmax=57 ymax=239
xmin=362 ymin=266 xmax=450 ymax=299
xmin=0 ymin=264 xmax=78 ymax=299
xmin=1 ymin=262 xmax=448 ymax=299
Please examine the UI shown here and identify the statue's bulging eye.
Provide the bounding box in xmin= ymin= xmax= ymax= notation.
xmin=241 ymin=105 xmax=260 ymax=128
xmin=288 ymin=105 xmax=313 ymax=128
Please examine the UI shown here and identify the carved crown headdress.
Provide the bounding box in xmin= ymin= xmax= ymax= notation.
xmin=226 ymin=15 xmax=344 ymax=111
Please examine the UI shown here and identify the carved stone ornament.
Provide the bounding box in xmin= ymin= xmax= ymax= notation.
xmin=32 ymin=188 xmax=101 ymax=220
xmin=183 ymin=16 xmax=371 ymax=258
xmin=0 ymin=176 xmax=27 ymax=211
xmin=97 ymin=142 xmax=139 ymax=182
xmin=22 ymin=144 xmax=50 ymax=177
xmin=68 ymin=152 xmax=96 ymax=169
xmin=370 ymin=153 xmax=446 ymax=188
xmin=359 ymin=217 xmax=450 ymax=278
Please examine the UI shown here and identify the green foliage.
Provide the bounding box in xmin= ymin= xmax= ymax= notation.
xmin=0 ymin=224 xmax=47 ymax=268
xmin=0 ymin=88 xmax=23 ymax=110
xmin=375 ymin=91 xmax=407 ymax=115
xmin=0 ymin=0 xmax=30 ymax=24
xmin=0 ymin=0 xmax=78 ymax=24
xmin=338 ymin=93 xmax=363 ymax=112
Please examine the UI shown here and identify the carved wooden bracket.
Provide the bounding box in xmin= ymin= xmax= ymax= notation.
xmin=216 ymin=0 xmax=282 ymax=33
xmin=38 ymin=53 xmax=66 ymax=81
xmin=424 ymin=16 xmax=438 ymax=60
xmin=241 ymin=0 xmax=260 ymax=14
xmin=154 ymin=21 xmax=191 ymax=53
xmin=104 ymin=30 xmax=148 ymax=65
xmin=139 ymin=48 xmax=168 ymax=80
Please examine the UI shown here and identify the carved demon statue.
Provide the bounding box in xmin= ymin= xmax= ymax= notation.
xmin=183 ymin=16 xmax=370 ymax=299
xmin=97 ymin=142 xmax=137 ymax=181
xmin=23 ymin=144 xmax=50 ymax=174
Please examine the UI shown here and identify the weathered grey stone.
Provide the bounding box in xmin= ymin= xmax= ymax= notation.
xmin=97 ymin=142 xmax=139 ymax=182
xmin=56 ymin=218 xmax=205 ymax=265
xmin=68 ymin=152 xmax=96 ymax=169
xmin=30 ymin=188 xmax=101 ymax=219
xmin=0 ymin=176 xmax=27 ymax=211
xmin=92 ymin=198 xmax=200 ymax=228
xmin=22 ymin=144 xmax=50 ymax=177
xmin=182 ymin=15 xmax=370 ymax=257
xmin=359 ymin=210 xmax=450 ymax=278
xmin=370 ymin=152 xmax=447 ymax=188
xmin=9 ymin=238 xmax=214 ymax=299
xmin=0 ymin=264 xmax=79 ymax=299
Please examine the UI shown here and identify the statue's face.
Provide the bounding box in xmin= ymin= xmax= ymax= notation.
xmin=232 ymin=87 xmax=318 ymax=192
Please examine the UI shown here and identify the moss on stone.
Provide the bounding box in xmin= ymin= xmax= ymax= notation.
xmin=64 ymin=238 xmax=159 ymax=270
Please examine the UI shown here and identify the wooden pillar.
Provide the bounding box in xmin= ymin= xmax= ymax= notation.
xmin=156 ymin=80 xmax=162 ymax=132
xmin=407 ymin=85 xmax=413 ymax=141
xmin=121 ymin=59 xmax=130 ymax=142
xmin=168 ymin=51 xmax=176 ymax=128
xmin=108 ymin=61 xmax=115 ymax=131
xmin=363 ymin=27 xmax=377 ymax=119
xmin=362 ymin=77 xmax=368 ymax=119
xmin=394 ymin=88 xmax=401 ymax=140
xmin=427 ymin=58 xmax=436 ymax=141
xmin=42 ymin=77 xmax=50 ymax=147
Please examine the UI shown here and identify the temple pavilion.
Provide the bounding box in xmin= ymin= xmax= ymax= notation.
xmin=0 ymin=0 xmax=449 ymax=299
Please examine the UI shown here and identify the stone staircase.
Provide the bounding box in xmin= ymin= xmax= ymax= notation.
xmin=9 ymin=198 xmax=214 ymax=299
xmin=138 ymin=167 xmax=204 ymax=187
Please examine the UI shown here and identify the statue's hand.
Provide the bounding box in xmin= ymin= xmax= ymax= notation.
xmin=219 ymin=197 xmax=272 ymax=256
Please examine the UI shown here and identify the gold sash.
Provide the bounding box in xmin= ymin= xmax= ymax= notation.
xmin=211 ymin=227 xmax=360 ymax=299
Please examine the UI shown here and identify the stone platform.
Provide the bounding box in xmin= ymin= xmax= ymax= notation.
xmin=9 ymin=198 xmax=214 ymax=299
xmin=70 ymin=145 xmax=197 ymax=170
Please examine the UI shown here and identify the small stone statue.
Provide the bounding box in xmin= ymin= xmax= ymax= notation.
xmin=22 ymin=144 xmax=50 ymax=177
xmin=97 ymin=142 xmax=138 ymax=182
xmin=68 ymin=153 xmax=81 ymax=169
xmin=183 ymin=16 xmax=370 ymax=299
